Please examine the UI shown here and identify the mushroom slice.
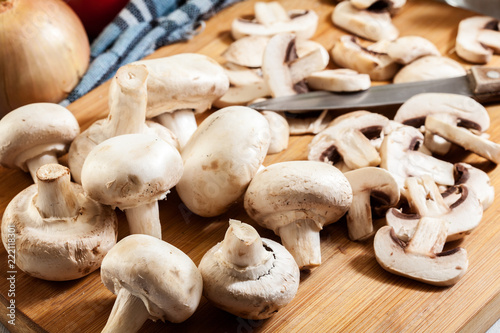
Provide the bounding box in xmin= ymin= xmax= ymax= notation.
xmin=386 ymin=175 xmax=483 ymax=241
xmin=254 ymin=1 xmax=290 ymax=26
xmin=101 ymin=234 xmax=202 ymax=332
xmin=351 ymin=0 xmax=406 ymax=13
xmin=477 ymin=29 xmax=500 ymax=54
xmin=386 ymin=36 xmax=440 ymax=64
xmin=262 ymin=33 xmax=327 ymax=98
xmin=0 ymin=103 xmax=80 ymax=183
xmin=81 ymin=133 xmax=183 ymax=239
xmin=244 ymin=161 xmax=353 ymax=269
xmin=296 ymin=39 xmax=330 ymax=63
xmin=306 ymin=69 xmax=371 ymax=92
xmin=177 ymin=106 xmax=270 ymax=217
xmin=231 ymin=6 xmax=318 ymax=41
xmin=456 ymin=16 xmax=499 ymax=64
xmin=1 ymin=164 xmax=117 ymax=281
xmin=425 ymin=115 xmax=500 ymax=164
xmin=344 ymin=167 xmax=400 ymax=241
xmin=379 ymin=125 xmax=455 ymax=189
xmin=199 ymin=219 xmax=300 ymax=319
xmin=393 ymin=56 xmax=466 ymax=83
xmin=285 ymin=110 xmax=336 ymax=135
xmin=331 ymin=36 xmax=400 ymax=81
xmin=262 ymin=111 xmax=289 ymax=154
xmin=222 ymin=36 xmax=270 ymax=68
xmin=308 ymin=111 xmax=389 ymax=169
xmin=332 ymin=1 xmax=399 ymax=42
xmin=374 ymin=218 xmax=468 ymax=286
xmin=394 ymin=93 xmax=490 ymax=155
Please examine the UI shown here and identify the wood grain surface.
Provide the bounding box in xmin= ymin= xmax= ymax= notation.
xmin=1 ymin=0 xmax=500 ymax=332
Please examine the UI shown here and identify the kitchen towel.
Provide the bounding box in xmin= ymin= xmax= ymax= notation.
xmin=60 ymin=0 xmax=243 ymax=106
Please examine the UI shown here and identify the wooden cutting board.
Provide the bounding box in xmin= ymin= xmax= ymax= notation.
xmin=1 ymin=0 xmax=500 ymax=332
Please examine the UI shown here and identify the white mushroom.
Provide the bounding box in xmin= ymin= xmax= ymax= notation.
xmin=1 ymin=164 xmax=117 ymax=281
xmin=100 ymin=234 xmax=202 ymax=332
xmin=344 ymin=167 xmax=400 ymax=241
xmin=68 ymin=64 xmax=178 ymax=184
xmin=262 ymin=111 xmax=290 ymax=154
xmin=386 ymin=175 xmax=483 ymax=241
xmin=393 ymin=56 xmax=466 ymax=83
xmin=306 ymin=69 xmax=371 ymax=92
xmin=222 ymin=35 xmax=271 ymax=68
xmin=231 ymin=2 xmax=318 ymax=41
xmin=285 ymin=110 xmax=336 ymax=135
xmin=198 ymin=219 xmax=300 ymax=319
xmin=331 ymin=35 xmax=400 ymax=81
xmin=456 ymin=16 xmax=499 ymax=64
xmin=0 ymin=103 xmax=79 ymax=183
xmin=244 ymin=161 xmax=353 ymax=269
xmin=385 ymin=36 xmax=440 ymax=64
xmin=374 ymin=217 xmax=468 ymax=286
xmin=351 ymin=0 xmax=406 ymax=13
xmin=308 ymin=111 xmax=390 ymax=169
xmin=81 ymin=133 xmax=183 ymax=239
xmin=332 ymin=1 xmax=399 ymax=42
xmin=176 ymin=106 xmax=270 ymax=217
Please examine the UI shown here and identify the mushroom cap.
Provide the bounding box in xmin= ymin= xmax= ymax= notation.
xmin=101 ymin=234 xmax=203 ymax=323
xmin=0 ymin=103 xmax=79 ymax=171
xmin=1 ymin=178 xmax=117 ymax=281
xmin=374 ymin=225 xmax=468 ymax=286
xmin=81 ymin=133 xmax=183 ymax=210
xmin=393 ymin=56 xmax=466 ymax=84
xmin=130 ymin=54 xmax=229 ymax=118
xmin=244 ymin=160 xmax=353 ymax=232
xmin=198 ymin=224 xmax=299 ymax=320
xmin=176 ymin=106 xmax=270 ymax=217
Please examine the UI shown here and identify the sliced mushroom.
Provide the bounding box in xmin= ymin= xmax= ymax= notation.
xmin=425 ymin=115 xmax=500 ymax=164
xmin=0 ymin=103 xmax=80 ymax=183
xmin=386 ymin=175 xmax=482 ymax=242
xmin=222 ymin=35 xmax=270 ymax=68
xmin=394 ymin=93 xmax=490 ymax=155
xmin=477 ymin=29 xmax=500 ymax=54
xmin=374 ymin=217 xmax=468 ymax=286
xmin=379 ymin=124 xmax=455 ymax=189
xmin=385 ymin=36 xmax=440 ymax=64
xmin=262 ymin=111 xmax=289 ymax=154
xmin=296 ymin=39 xmax=330 ymax=63
xmin=285 ymin=110 xmax=336 ymax=135
xmin=81 ymin=133 xmax=183 ymax=239
xmin=198 ymin=219 xmax=300 ymax=319
xmin=244 ymin=161 xmax=352 ymax=269
xmin=393 ymin=55 xmax=466 ymax=83
xmin=231 ymin=3 xmax=318 ymax=41
xmin=176 ymin=106 xmax=270 ymax=217
xmin=332 ymin=1 xmax=399 ymax=42
xmin=446 ymin=163 xmax=494 ymax=210
xmin=100 ymin=234 xmax=202 ymax=332
xmin=1 ymin=164 xmax=117 ymax=281
xmin=306 ymin=69 xmax=371 ymax=92
xmin=308 ymin=111 xmax=389 ymax=169
xmin=456 ymin=16 xmax=499 ymax=64
xmin=68 ymin=64 xmax=177 ymax=184
xmin=351 ymin=0 xmax=406 ymax=13
xmin=254 ymin=1 xmax=290 ymax=25
xmin=344 ymin=167 xmax=400 ymax=241
xmin=331 ymin=36 xmax=400 ymax=81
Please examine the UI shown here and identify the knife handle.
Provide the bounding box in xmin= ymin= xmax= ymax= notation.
xmin=468 ymin=66 xmax=500 ymax=104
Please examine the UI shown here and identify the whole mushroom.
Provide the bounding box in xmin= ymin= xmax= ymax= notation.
xmin=244 ymin=161 xmax=353 ymax=269
xmin=199 ymin=219 xmax=300 ymax=319
xmin=81 ymin=133 xmax=183 ymax=239
xmin=1 ymin=163 xmax=117 ymax=281
xmin=100 ymin=234 xmax=203 ymax=332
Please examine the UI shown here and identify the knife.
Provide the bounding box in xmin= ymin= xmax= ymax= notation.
xmin=438 ymin=0 xmax=500 ymax=20
xmin=249 ymin=66 xmax=500 ymax=113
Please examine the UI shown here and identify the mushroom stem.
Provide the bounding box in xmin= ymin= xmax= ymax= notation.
xmin=405 ymin=217 xmax=447 ymax=255
xmin=35 ymin=164 xmax=79 ymax=218
xmin=107 ymin=64 xmax=149 ymax=137
xmin=221 ymin=219 xmax=271 ymax=267
xmin=26 ymin=151 xmax=59 ymax=183
xmin=155 ymin=109 xmax=198 ymax=149
xmin=346 ymin=191 xmax=373 ymax=241
xmin=124 ymin=201 xmax=162 ymax=239
xmin=277 ymin=219 xmax=322 ymax=269
xmin=101 ymin=288 xmax=150 ymax=333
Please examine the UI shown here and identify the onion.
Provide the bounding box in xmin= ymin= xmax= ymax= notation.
xmin=0 ymin=0 xmax=90 ymax=116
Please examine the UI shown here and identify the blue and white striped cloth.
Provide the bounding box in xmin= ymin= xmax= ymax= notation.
xmin=61 ymin=0 xmax=243 ymax=106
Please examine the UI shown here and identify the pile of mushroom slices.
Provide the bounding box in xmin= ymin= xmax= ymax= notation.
xmin=215 ymin=1 xmax=371 ymax=138
xmin=308 ymin=92 xmax=499 ymax=286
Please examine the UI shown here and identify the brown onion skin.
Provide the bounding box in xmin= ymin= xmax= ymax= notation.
xmin=0 ymin=0 xmax=90 ymax=116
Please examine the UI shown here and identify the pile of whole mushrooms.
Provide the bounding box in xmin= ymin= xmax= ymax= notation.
xmin=1 ymin=1 xmax=500 ymax=331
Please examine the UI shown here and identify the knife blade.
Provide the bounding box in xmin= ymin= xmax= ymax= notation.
xmin=249 ymin=66 xmax=500 ymax=113
xmin=438 ymin=0 xmax=500 ymax=20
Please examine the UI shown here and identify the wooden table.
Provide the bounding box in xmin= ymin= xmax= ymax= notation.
xmin=1 ymin=0 xmax=500 ymax=332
